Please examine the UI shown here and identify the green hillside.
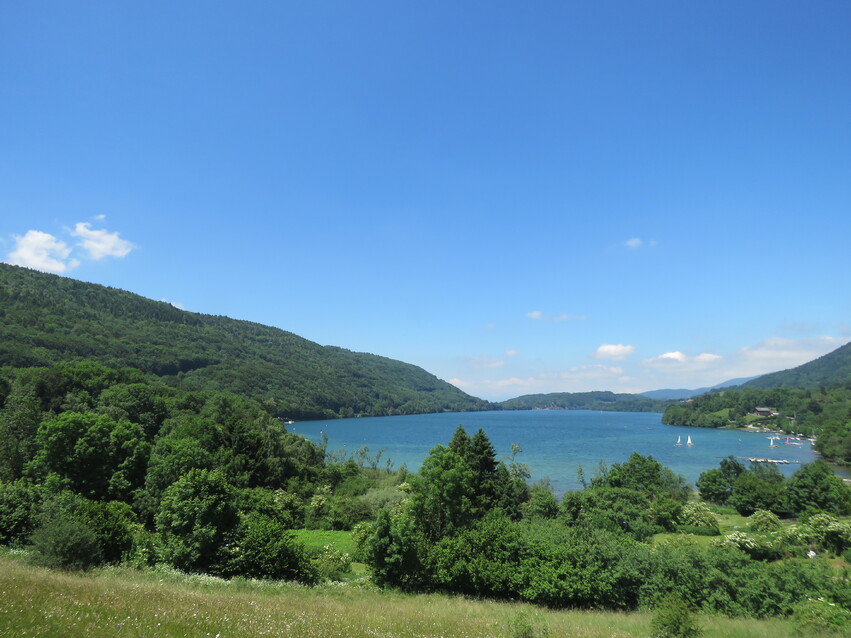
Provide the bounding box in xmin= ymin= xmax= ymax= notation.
xmin=0 ymin=264 xmax=490 ymax=419
xmin=499 ymin=390 xmax=669 ymax=412
xmin=744 ymin=341 xmax=851 ymax=389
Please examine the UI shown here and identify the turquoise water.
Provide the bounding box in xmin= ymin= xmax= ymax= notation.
xmin=290 ymin=410 xmax=849 ymax=495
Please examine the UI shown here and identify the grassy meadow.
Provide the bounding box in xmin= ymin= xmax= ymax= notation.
xmin=0 ymin=552 xmax=804 ymax=638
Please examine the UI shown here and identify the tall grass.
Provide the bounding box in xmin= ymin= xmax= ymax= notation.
xmin=0 ymin=553 xmax=800 ymax=638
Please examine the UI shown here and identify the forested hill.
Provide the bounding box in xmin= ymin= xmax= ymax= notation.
xmin=499 ymin=391 xmax=670 ymax=412
xmin=0 ymin=264 xmax=490 ymax=419
xmin=742 ymin=340 xmax=851 ymax=389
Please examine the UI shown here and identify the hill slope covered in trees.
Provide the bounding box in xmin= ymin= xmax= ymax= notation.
xmin=0 ymin=264 xmax=490 ymax=419
xmin=499 ymin=391 xmax=669 ymax=412
xmin=743 ymin=341 xmax=851 ymax=389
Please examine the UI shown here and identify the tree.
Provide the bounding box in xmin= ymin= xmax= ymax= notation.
xmin=786 ymin=460 xmax=851 ymax=516
xmin=729 ymin=463 xmax=787 ymax=516
xmin=155 ymin=469 xmax=240 ymax=574
xmin=25 ymin=411 xmax=149 ymax=501
xmin=409 ymin=445 xmax=474 ymax=541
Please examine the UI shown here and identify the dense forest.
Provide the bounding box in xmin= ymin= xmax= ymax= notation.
xmin=742 ymin=341 xmax=851 ymax=389
xmin=2 ymin=361 xmax=849 ymax=629
xmin=662 ymin=383 xmax=851 ymax=464
xmin=500 ymin=390 xmax=670 ymax=412
xmin=0 ymin=264 xmax=490 ymax=419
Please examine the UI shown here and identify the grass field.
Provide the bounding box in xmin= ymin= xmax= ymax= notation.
xmin=0 ymin=552 xmax=804 ymax=638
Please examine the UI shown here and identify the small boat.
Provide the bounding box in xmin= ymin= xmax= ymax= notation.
xmin=769 ymin=437 xmax=778 ymax=448
xmin=675 ymin=435 xmax=682 ymax=446
xmin=686 ymin=435 xmax=694 ymax=447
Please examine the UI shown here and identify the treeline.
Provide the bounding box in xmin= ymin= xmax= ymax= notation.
xmin=499 ymin=390 xmax=670 ymax=413
xmin=0 ymin=264 xmax=491 ymax=420
xmin=0 ymin=361 xmax=410 ymax=581
xmin=2 ymin=364 xmax=851 ymax=623
xmin=360 ymin=428 xmax=851 ymax=617
xmin=662 ymin=383 xmax=851 ymax=464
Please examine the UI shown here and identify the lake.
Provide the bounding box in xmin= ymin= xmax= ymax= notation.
xmin=290 ymin=410 xmax=850 ymax=495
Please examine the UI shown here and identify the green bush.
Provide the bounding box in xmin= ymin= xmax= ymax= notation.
xmin=155 ymin=469 xmax=240 ymax=574
xmin=312 ymin=543 xmax=352 ymax=581
xmin=678 ymin=503 xmax=718 ymax=531
xmin=0 ymin=479 xmax=40 ymax=546
xmin=791 ymin=597 xmax=851 ymax=635
xmin=29 ymin=517 xmax=103 ymax=571
xmin=747 ymin=509 xmax=782 ymax=532
xmin=650 ymin=595 xmax=701 ymax=638
xmin=226 ymin=513 xmax=318 ymax=584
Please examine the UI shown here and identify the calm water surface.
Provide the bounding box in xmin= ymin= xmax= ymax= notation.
xmin=290 ymin=410 xmax=849 ymax=495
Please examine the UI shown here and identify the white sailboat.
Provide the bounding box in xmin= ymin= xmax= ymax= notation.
xmin=675 ymin=435 xmax=682 ymax=446
xmin=686 ymin=435 xmax=694 ymax=447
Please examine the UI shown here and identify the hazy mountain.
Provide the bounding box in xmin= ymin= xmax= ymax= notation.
xmin=639 ymin=376 xmax=761 ymax=401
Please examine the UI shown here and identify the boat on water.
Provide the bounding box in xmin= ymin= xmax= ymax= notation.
xmin=675 ymin=435 xmax=682 ymax=446
xmin=686 ymin=435 xmax=694 ymax=447
xmin=769 ymin=437 xmax=778 ymax=448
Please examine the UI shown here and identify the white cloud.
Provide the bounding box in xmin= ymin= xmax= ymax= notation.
xmin=505 ymin=349 xmax=518 ymax=357
xmin=449 ymin=365 xmax=626 ymax=400
xmin=6 ymin=230 xmax=80 ymax=273
xmin=466 ymin=355 xmax=505 ymax=370
xmin=94 ymin=214 xmax=107 ymax=221
xmin=624 ymin=238 xmax=643 ymax=248
xmin=526 ymin=310 xmax=585 ymax=322
xmin=695 ymin=353 xmax=722 ymax=363
xmin=734 ymin=336 xmax=847 ymax=375
xmin=72 ymin=222 xmax=134 ymax=260
xmin=595 ymin=344 xmax=635 ymax=361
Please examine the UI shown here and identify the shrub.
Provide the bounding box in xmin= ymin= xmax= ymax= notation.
xmin=226 ymin=513 xmax=318 ymax=584
xmin=29 ymin=517 xmax=103 ymax=571
xmin=0 ymin=479 xmax=40 ymax=546
xmin=351 ymin=520 xmax=375 ymax=562
xmin=678 ymin=503 xmax=719 ymax=532
xmin=650 ymin=595 xmax=701 ymax=638
xmin=312 ymin=543 xmax=352 ymax=581
xmin=155 ymin=469 xmax=239 ymax=574
xmin=791 ymin=597 xmax=851 ymax=635
xmin=748 ymin=509 xmax=782 ymax=532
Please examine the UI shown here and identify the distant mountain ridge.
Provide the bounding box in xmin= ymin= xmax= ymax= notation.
xmin=498 ymin=390 xmax=669 ymax=413
xmin=743 ymin=340 xmax=851 ymax=389
xmin=0 ymin=263 xmax=490 ymax=419
xmin=640 ymin=376 xmax=761 ymax=401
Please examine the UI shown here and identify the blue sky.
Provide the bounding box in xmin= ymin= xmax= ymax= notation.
xmin=2 ymin=1 xmax=850 ymax=400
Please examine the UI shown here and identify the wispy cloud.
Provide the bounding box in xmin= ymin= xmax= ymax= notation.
xmin=526 ymin=310 xmax=586 ymax=322
xmin=449 ymin=365 xmax=626 ymax=399
xmin=623 ymin=237 xmax=656 ymax=249
xmin=72 ymin=222 xmax=134 ymax=260
xmin=643 ymin=350 xmax=722 ymax=368
xmin=595 ymin=343 xmax=635 ymax=361
xmin=505 ymin=349 xmax=518 ymax=357
xmin=7 ymin=230 xmax=80 ymax=273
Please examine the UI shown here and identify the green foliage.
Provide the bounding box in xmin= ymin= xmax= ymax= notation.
xmin=0 ymin=479 xmax=41 ymax=546
xmin=500 ymin=390 xmax=669 ymax=413
xmin=225 ymin=513 xmax=318 ymax=584
xmin=729 ymin=463 xmax=788 ymax=517
xmin=748 ymin=509 xmax=782 ymax=532
xmin=25 ymin=411 xmax=149 ymax=502
xmin=155 ymin=469 xmax=240 ymax=574
xmin=29 ymin=516 xmax=103 ymax=571
xmin=410 ymin=445 xmax=475 ymax=541
xmin=311 ymin=543 xmax=352 ymax=581
xmin=650 ymin=596 xmax=701 ymax=638
xmin=696 ymin=457 xmax=745 ymax=505
xmin=0 ymin=263 xmax=491 ymax=419
xmin=791 ymin=597 xmax=851 ymax=635
xmin=678 ymin=503 xmax=719 ymax=532
xmin=592 ymin=453 xmax=689 ymax=503
xmin=786 ymin=460 xmax=851 ymax=516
